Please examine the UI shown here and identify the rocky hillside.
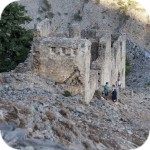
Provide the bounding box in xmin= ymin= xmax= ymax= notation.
xmin=0 ymin=70 xmax=150 ymax=150
xmin=126 ymin=40 xmax=150 ymax=92
xmin=19 ymin=0 xmax=150 ymax=50
xmin=0 ymin=0 xmax=150 ymax=150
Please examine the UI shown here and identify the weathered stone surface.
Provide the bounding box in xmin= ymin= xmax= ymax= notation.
xmin=19 ymin=0 xmax=150 ymax=50
xmin=19 ymin=139 xmax=74 ymax=150
xmin=91 ymin=33 xmax=126 ymax=88
xmin=31 ymin=37 xmax=93 ymax=102
xmin=3 ymin=128 xmax=27 ymax=146
xmin=69 ymin=23 xmax=81 ymax=39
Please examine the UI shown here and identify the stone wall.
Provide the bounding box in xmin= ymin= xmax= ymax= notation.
xmin=32 ymin=36 xmax=97 ymax=102
xmin=91 ymin=32 xmax=126 ymax=89
xmin=89 ymin=70 xmax=99 ymax=101
xmin=68 ymin=24 xmax=126 ymax=90
xmin=110 ymin=34 xmax=126 ymax=88
xmin=98 ymin=33 xmax=112 ymax=86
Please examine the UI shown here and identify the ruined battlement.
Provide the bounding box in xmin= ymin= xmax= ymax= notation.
xmin=23 ymin=20 xmax=126 ymax=102
xmin=34 ymin=38 xmax=91 ymax=66
xmin=40 ymin=37 xmax=90 ymax=50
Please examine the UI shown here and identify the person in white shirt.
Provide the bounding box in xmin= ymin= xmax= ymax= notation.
xmin=118 ymin=79 xmax=122 ymax=91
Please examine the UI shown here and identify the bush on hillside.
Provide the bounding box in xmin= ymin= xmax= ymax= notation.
xmin=96 ymin=0 xmax=100 ymax=4
xmin=115 ymin=0 xmax=145 ymax=33
xmin=146 ymin=81 xmax=150 ymax=86
xmin=63 ymin=90 xmax=72 ymax=97
xmin=40 ymin=0 xmax=54 ymax=19
xmin=74 ymin=10 xmax=82 ymax=21
xmin=125 ymin=57 xmax=132 ymax=76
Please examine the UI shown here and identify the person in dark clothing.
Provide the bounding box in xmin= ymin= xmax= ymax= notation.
xmin=112 ymin=85 xmax=117 ymax=102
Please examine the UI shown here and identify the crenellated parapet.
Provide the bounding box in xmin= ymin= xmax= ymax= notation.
xmin=49 ymin=47 xmax=77 ymax=57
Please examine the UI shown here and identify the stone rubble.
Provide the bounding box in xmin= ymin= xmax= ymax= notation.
xmin=0 ymin=69 xmax=149 ymax=150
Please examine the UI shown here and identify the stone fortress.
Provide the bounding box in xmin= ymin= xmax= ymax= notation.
xmin=17 ymin=19 xmax=126 ymax=103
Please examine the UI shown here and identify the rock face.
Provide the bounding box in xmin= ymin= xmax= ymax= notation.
xmin=0 ymin=123 xmax=73 ymax=150
xmin=19 ymin=0 xmax=150 ymax=50
xmin=126 ymin=39 xmax=150 ymax=93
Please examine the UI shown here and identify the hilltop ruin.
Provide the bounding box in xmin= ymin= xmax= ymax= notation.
xmin=15 ymin=19 xmax=126 ymax=102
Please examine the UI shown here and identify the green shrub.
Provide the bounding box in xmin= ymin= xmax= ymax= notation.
xmin=63 ymin=91 xmax=72 ymax=97
xmin=117 ymin=0 xmax=144 ymax=13
xmin=36 ymin=17 xmax=42 ymax=21
xmin=43 ymin=0 xmax=51 ymax=10
xmin=146 ymin=81 xmax=150 ymax=86
xmin=126 ymin=56 xmax=130 ymax=66
xmin=111 ymin=2 xmax=117 ymax=7
xmin=74 ymin=11 xmax=82 ymax=21
xmin=41 ymin=0 xmax=54 ymax=19
xmin=128 ymin=0 xmax=138 ymax=9
xmin=126 ymin=65 xmax=132 ymax=76
xmin=133 ymin=78 xmax=137 ymax=82
xmin=57 ymin=12 xmax=61 ymax=16
xmin=125 ymin=57 xmax=132 ymax=76
xmin=136 ymin=8 xmax=146 ymax=12
xmin=138 ymin=75 xmax=142 ymax=78
xmin=116 ymin=0 xmax=146 ymax=33
xmin=41 ymin=7 xmax=47 ymax=12
xmin=96 ymin=0 xmax=100 ymax=4
xmin=48 ymin=12 xmax=54 ymax=18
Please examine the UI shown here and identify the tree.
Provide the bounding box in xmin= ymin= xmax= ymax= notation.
xmin=0 ymin=2 xmax=33 ymax=72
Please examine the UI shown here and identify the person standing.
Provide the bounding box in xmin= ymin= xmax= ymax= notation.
xmin=112 ymin=85 xmax=117 ymax=102
xmin=104 ymin=82 xmax=109 ymax=100
xmin=118 ymin=79 xmax=122 ymax=91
